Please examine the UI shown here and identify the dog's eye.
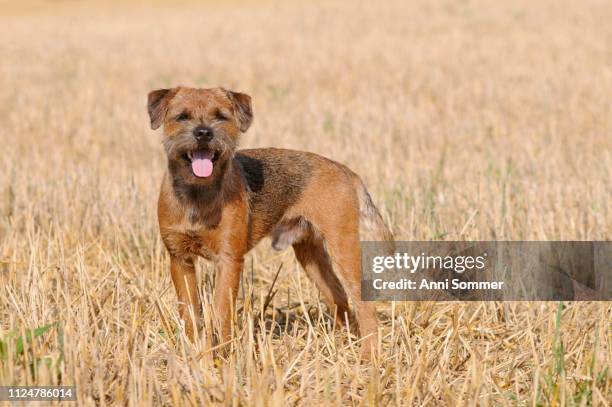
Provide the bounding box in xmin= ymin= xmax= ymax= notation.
xmin=215 ymin=110 xmax=230 ymax=121
xmin=175 ymin=112 xmax=191 ymax=121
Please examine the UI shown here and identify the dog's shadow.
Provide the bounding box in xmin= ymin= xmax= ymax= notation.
xmin=239 ymin=302 xmax=354 ymax=340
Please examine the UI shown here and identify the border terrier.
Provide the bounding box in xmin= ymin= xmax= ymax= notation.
xmin=147 ymin=86 xmax=393 ymax=357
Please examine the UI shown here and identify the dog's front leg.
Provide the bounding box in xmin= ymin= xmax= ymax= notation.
xmin=170 ymin=255 xmax=201 ymax=341
xmin=213 ymin=256 xmax=243 ymax=346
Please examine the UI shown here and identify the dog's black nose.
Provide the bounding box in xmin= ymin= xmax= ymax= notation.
xmin=193 ymin=126 xmax=213 ymax=141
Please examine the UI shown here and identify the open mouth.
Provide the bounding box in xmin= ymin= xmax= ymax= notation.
xmin=183 ymin=148 xmax=219 ymax=178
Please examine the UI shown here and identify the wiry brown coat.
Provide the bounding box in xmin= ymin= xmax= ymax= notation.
xmin=148 ymin=87 xmax=392 ymax=358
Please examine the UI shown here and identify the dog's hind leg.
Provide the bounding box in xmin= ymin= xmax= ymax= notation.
xmin=324 ymin=221 xmax=378 ymax=360
xmin=292 ymin=238 xmax=351 ymax=325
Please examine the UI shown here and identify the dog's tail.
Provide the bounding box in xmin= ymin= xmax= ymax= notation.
xmin=354 ymin=178 xmax=394 ymax=250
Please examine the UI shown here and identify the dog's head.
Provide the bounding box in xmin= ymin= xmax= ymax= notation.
xmin=147 ymin=86 xmax=253 ymax=184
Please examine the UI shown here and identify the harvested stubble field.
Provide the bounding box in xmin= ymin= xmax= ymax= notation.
xmin=0 ymin=0 xmax=610 ymax=405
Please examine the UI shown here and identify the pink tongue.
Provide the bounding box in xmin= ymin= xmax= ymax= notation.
xmin=191 ymin=150 xmax=214 ymax=178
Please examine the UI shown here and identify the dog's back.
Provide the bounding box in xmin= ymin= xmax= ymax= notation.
xmin=236 ymin=147 xmax=393 ymax=250
xmin=236 ymin=148 xmax=314 ymax=246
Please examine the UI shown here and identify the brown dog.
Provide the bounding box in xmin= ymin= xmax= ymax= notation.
xmin=147 ymin=86 xmax=392 ymax=357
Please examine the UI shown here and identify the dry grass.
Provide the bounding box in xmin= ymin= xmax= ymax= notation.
xmin=0 ymin=0 xmax=610 ymax=405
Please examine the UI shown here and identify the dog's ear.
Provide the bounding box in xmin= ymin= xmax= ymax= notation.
xmin=147 ymin=88 xmax=177 ymax=130
xmin=225 ymin=89 xmax=253 ymax=132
